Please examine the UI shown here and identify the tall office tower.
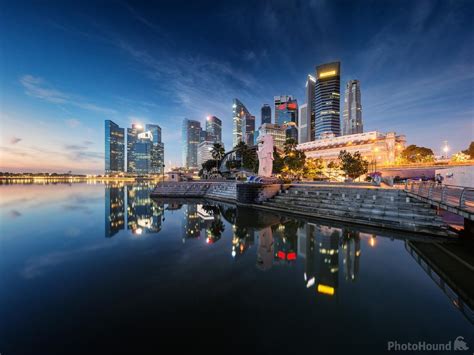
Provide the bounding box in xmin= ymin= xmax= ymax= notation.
xmin=126 ymin=185 xmax=163 ymax=234
xmin=274 ymin=95 xmax=298 ymax=126
xmin=258 ymin=123 xmax=286 ymax=151
xmin=232 ymin=98 xmax=251 ymax=148
xmin=127 ymin=123 xmax=144 ymax=173
xmin=145 ymin=124 xmax=165 ymax=174
xmin=298 ymin=104 xmax=308 ymax=144
xmin=314 ymin=62 xmax=341 ymax=139
xmin=182 ymin=118 xmax=201 ymax=168
xmin=105 ymin=120 xmax=125 ymax=174
xmin=343 ymin=80 xmax=363 ymax=135
xmin=261 ymin=104 xmax=271 ymax=125
xmin=200 ymin=128 xmax=207 ymax=143
xmin=105 ymin=184 xmax=125 ymax=237
xmin=306 ymin=74 xmax=316 ymax=142
xmin=206 ymin=115 xmax=222 ymax=143
xmin=243 ymin=114 xmax=256 ymax=146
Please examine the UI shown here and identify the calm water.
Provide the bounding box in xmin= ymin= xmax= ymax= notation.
xmin=1 ymin=182 xmax=473 ymax=354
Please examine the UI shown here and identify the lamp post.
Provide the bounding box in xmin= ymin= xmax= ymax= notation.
xmin=162 ymin=164 xmax=165 ymax=183
xmin=442 ymin=141 xmax=449 ymax=159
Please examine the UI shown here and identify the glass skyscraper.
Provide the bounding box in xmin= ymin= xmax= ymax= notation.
xmin=232 ymin=98 xmax=251 ymax=148
xmin=298 ymin=103 xmax=308 ymax=144
xmin=146 ymin=124 xmax=165 ymax=174
xmin=261 ymin=104 xmax=271 ymax=126
xmin=105 ymin=120 xmax=125 ymax=174
xmin=206 ymin=116 xmax=222 ymax=143
xmin=274 ymin=95 xmax=298 ymax=126
xmin=182 ymin=118 xmax=201 ymax=168
xmin=243 ymin=114 xmax=255 ymax=146
xmin=306 ymin=74 xmax=316 ymax=142
xmin=343 ymin=80 xmax=363 ymax=135
xmin=314 ymin=62 xmax=341 ymax=139
xmin=127 ymin=124 xmax=144 ymax=173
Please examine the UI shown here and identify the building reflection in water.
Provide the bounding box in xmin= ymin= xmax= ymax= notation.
xmin=181 ymin=204 xmax=226 ymax=244
xmin=105 ymin=183 xmax=163 ymax=237
xmin=341 ymin=229 xmax=361 ymax=282
xmin=105 ymin=184 xmax=125 ymax=238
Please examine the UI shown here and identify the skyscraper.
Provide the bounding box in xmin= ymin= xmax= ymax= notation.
xmin=206 ymin=115 xmax=222 ymax=143
xmin=146 ymin=124 xmax=165 ymax=174
xmin=182 ymin=118 xmax=201 ymax=168
xmin=298 ymin=103 xmax=308 ymax=144
xmin=232 ymin=98 xmax=251 ymax=148
xmin=306 ymin=74 xmax=316 ymax=142
xmin=105 ymin=120 xmax=125 ymax=174
xmin=261 ymin=104 xmax=271 ymax=126
xmin=127 ymin=123 xmax=144 ymax=173
xmin=274 ymin=95 xmax=298 ymax=126
xmin=343 ymin=80 xmax=363 ymax=135
xmin=243 ymin=114 xmax=256 ymax=146
xmin=314 ymin=62 xmax=341 ymax=139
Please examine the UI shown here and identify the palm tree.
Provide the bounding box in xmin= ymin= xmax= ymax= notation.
xmin=211 ymin=143 xmax=226 ymax=173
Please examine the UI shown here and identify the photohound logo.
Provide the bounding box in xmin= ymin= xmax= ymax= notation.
xmin=387 ymin=336 xmax=470 ymax=352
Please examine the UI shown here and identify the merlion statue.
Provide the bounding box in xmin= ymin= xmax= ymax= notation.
xmin=257 ymin=134 xmax=274 ymax=177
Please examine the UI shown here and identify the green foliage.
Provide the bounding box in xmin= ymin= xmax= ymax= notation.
xmin=211 ymin=143 xmax=225 ymax=161
xmin=462 ymin=141 xmax=474 ymax=159
xmin=233 ymin=141 xmax=258 ymax=173
xmin=282 ymin=138 xmax=306 ymax=178
xmin=272 ymin=148 xmax=284 ymax=174
xmin=338 ymin=150 xmax=369 ymax=179
xmin=400 ymin=144 xmax=435 ymax=163
xmin=304 ymin=158 xmax=324 ymax=180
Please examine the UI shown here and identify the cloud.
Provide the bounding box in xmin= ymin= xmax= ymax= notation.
xmin=10 ymin=137 xmax=22 ymax=145
xmin=20 ymin=75 xmax=117 ymax=115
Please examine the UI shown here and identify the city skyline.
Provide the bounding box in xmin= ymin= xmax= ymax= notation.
xmin=1 ymin=0 xmax=473 ymax=173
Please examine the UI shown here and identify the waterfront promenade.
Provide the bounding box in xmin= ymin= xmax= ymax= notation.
xmin=151 ymin=181 xmax=455 ymax=237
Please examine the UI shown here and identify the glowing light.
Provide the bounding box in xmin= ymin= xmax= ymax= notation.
xmin=317 ymin=284 xmax=335 ymax=296
xmin=319 ymin=70 xmax=337 ymax=78
xmin=369 ymin=236 xmax=376 ymax=247
xmin=287 ymin=252 xmax=296 ymax=260
xmin=207 ymin=116 xmax=211 ymax=120
xmin=306 ymin=277 xmax=315 ymax=288
xmin=135 ymin=228 xmax=143 ymax=235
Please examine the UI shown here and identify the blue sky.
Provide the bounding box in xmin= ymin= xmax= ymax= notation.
xmin=1 ymin=0 xmax=473 ymax=173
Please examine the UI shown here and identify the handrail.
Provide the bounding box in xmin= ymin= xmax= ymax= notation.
xmin=403 ymin=180 xmax=474 ymax=213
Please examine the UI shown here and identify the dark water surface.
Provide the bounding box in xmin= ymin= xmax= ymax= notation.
xmin=1 ymin=182 xmax=473 ymax=354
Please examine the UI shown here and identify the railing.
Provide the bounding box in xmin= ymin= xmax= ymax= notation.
xmin=403 ymin=180 xmax=474 ymax=213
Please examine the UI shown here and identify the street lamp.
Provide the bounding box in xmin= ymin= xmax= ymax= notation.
xmin=162 ymin=164 xmax=165 ymax=183
xmin=442 ymin=141 xmax=449 ymax=159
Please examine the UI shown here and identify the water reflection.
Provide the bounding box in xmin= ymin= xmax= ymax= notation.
xmin=102 ymin=187 xmax=474 ymax=324
xmin=105 ymin=183 xmax=164 ymax=237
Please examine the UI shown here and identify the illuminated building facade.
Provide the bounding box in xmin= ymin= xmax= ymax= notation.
xmin=232 ymin=98 xmax=251 ymax=148
xmin=274 ymin=95 xmax=298 ymax=127
xmin=343 ymin=80 xmax=363 ymax=135
xmin=127 ymin=123 xmax=145 ymax=173
xmin=182 ymin=118 xmax=201 ymax=168
xmin=206 ymin=116 xmax=222 ymax=144
xmin=126 ymin=123 xmax=164 ymax=175
xmin=261 ymin=104 xmax=271 ymax=125
xmin=297 ymin=131 xmax=406 ymax=166
xmin=197 ymin=141 xmax=214 ymax=167
xmin=105 ymin=120 xmax=125 ymax=174
xmin=298 ymin=104 xmax=308 ymax=144
xmin=258 ymin=123 xmax=286 ymax=151
xmin=314 ymin=62 xmax=341 ymax=139
xmin=243 ymin=114 xmax=256 ymax=146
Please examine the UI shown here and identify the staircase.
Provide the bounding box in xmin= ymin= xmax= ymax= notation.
xmin=261 ymin=185 xmax=453 ymax=236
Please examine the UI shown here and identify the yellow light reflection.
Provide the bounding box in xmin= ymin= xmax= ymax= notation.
xmin=317 ymin=284 xmax=335 ymax=296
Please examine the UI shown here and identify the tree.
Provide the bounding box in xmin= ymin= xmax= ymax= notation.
xmin=338 ymin=150 xmax=369 ymax=180
xmin=233 ymin=141 xmax=258 ymax=173
xmin=211 ymin=143 xmax=225 ymax=172
xmin=272 ymin=148 xmax=284 ymax=174
xmin=451 ymin=151 xmax=470 ymax=162
xmin=282 ymin=138 xmax=306 ymax=179
xmin=462 ymin=141 xmax=474 ymax=159
xmin=400 ymin=144 xmax=434 ymax=163
xmin=304 ymin=158 xmax=324 ymax=180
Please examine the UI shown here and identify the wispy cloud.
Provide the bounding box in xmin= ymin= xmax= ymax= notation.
xmin=10 ymin=137 xmax=22 ymax=145
xmin=20 ymin=75 xmax=117 ymax=115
